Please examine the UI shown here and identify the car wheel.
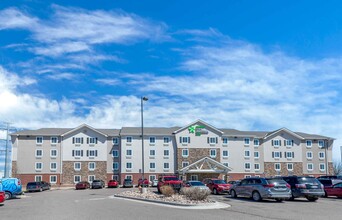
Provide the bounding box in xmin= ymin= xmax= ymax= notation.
xmin=230 ymin=190 xmax=237 ymax=198
xmin=252 ymin=191 xmax=262 ymax=202
xmin=306 ymin=196 xmax=318 ymax=202
xmin=4 ymin=192 xmax=12 ymax=200
xmin=213 ymin=188 xmax=218 ymax=195
xmin=275 ymin=198 xmax=284 ymax=202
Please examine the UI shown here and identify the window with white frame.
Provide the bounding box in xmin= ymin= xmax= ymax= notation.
xmin=254 ymin=151 xmax=259 ymax=159
xmin=254 ymin=163 xmax=260 ymax=170
xmin=318 ymin=152 xmax=325 ymax=160
xmin=149 ymin=175 xmax=156 ymax=182
xmin=125 ymin=175 xmax=132 ymax=180
xmin=149 ymin=137 xmax=156 ymax=143
xmin=36 ymin=136 xmax=43 ymax=144
xmin=222 ymin=150 xmax=229 ymax=157
xmin=223 ymin=162 xmax=229 ymax=167
xmin=164 ymin=163 xmax=169 ymax=170
xmin=307 ymin=163 xmax=313 ymax=171
xmin=73 ymin=137 xmax=83 ymax=144
xmin=112 ymin=175 xmax=119 ymax=180
xmin=35 ymin=162 xmax=43 ymax=171
xmin=285 ymin=139 xmax=293 ymax=147
xmin=181 ymin=137 xmax=190 ymax=143
xmin=50 ymin=175 xmax=57 ymax=184
xmin=274 ymin=163 xmax=281 ymax=171
xmin=88 ymin=150 xmax=97 ymax=158
xmin=35 ymin=175 xmax=42 ymax=182
xmin=319 ymin=163 xmax=325 ymax=171
xmin=88 ymin=137 xmax=97 ymax=144
xmin=191 ymin=175 xmax=198 ymax=181
xmin=163 ymin=150 xmax=169 ymax=157
xmin=244 ymin=150 xmax=250 ymax=158
xmin=126 ymin=162 xmax=132 ymax=169
xmin=74 ymin=175 xmax=81 ymax=183
xmin=51 ymin=137 xmax=58 ymax=144
xmin=182 ymin=149 xmax=189 ymax=157
xmin=244 ymin=138 xmax=250 ymax=145
xmin=126 ymin=149 xmax=132 ymax=156
xmin=73 ymin=150 xmax=82 ymax=158
xmin=35 ymin=149 xmax=43 ymax=158
xmin=149 ymin=149 xmax=156 ymax=157
xmin=254 ymin=139 xmax=259 ymax=146
xmin=273 ymin=139 xmax=280 ymax=147
xmin=112 ymin=137 xmax=119 ymax=145
xmin=244 ymin=162 xmax=251 ymax=170
xmin=113 ymin=162 xmax=119 ymax=171
xmin=74 ymin=162 xmax=81 ymax=171
xmin=150 ymin=162 xmax=156 ymax=169
xmin=306 ymin=140 xmax=312 ymax=147
xmin=318 ymin=140 xmax=324 ymax=148
xmin=244 ymin=175 xmax=251 ymax=178
xmin=163 ymin=137 xmax=170 ymax=143
xmin=273 ymin=151 xmax=281 ymax=159
xmin=126 ymin=137 xmax=132 ymax=143
xmin=50 ymin=162 xmax=57 ymax=171
xmin=88 ymin=175 xmax=95 ymax=183
xmin=112 ymin=150 xmax=119 ymax=158
xmin=88 ymin=162 xmax=96 ymax=171
xmin=50 ymin=149 xmax=57 ymax=158
xmin=286 ymin=151 xmax=293 ymax=159
xmin=287 ymin=163 xmax=293 ymax=171
xmin=210 ymin=149 xmax=216 ymax=158
xmin=182 ymin=161 xmax=189 ymax=167
xmin=222 ymin=137 xmax=228 ymax=145
xmin=209 ymin=137 xmax=217 ymax=144
xmin=306 ymin=151 xmax=313 ymax=159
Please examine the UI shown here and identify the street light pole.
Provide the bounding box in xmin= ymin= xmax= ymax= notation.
xmin=141 ymin=97 xmax=148 ymax=190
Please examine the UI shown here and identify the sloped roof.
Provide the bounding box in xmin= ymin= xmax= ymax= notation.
xmin=11 ymin=128 xmax=71 ymax=136
xmin=294 ymin=132 xmax=334 ymax=140
xmin=173 ymin=119 xmax=224 ymax=134
xmin=220 ymin=129 xmax=268 ymax=138
xmin=178 ymin=156 xmax=232 ymax=174
xmin=120 ymin=127 xmax=179 ymax=136
xmin=264 ymin=128 xmax=305 ymax=140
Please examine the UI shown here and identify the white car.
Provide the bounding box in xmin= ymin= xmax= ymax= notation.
xmin=152 ymin=179 xmax=158 ymax=187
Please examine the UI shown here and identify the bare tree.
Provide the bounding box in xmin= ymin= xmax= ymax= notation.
xmin=333 ymin=162 xmax=342 ymax=175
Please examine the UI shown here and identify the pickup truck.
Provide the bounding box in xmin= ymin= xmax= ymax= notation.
xmin=157 ymin=175 xmax=183 ymax=193
xmin=0 ymin=178 xmax=23 ymax=200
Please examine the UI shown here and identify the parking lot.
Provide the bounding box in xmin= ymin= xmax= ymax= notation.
xmin=1 ymin=187 xmax=342 ymax=220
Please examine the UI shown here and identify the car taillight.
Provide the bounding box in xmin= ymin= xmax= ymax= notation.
xmin=263 ymin=184 xmax=275 ymax=188
xmin=18 ymin=180 xmax=21 ymax=185
xmin=295 ymin=184 xmax=307 ymax=189
xmin=36 ymin=186 xmax=40 ymax=188
xmin=286 ymin=184 xmax=291 ymax=188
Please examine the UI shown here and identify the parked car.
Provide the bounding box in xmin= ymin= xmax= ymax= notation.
xmin=91 ymin=180 xmax=105 ymax=189
xmin=40 ymin=181 xmax=51 ymax=190
xmin=0 ymin=178 xmax=23 ymax=199
xmin=228 ymin=180 xmax=240 ymax=185
xmin=203 ymin=178 xmax=232 ymax=195
xmin=151 ymin=179 xmax=158 ymax=187
xmin=137 ymin=178 xmax=149 ymax=187
xmin=122 ymin=179 xmax=133 ymax=188
xmin=157 ymin=175 xmax=183 ymax=193
xmin=75 ymin=181 xmax=90 ymax=190
xmin=26 ymin=182 xmax=45 ymax=192
xmin=317 ymin=175 xmax=342 ymax=180
xmin=107 ymin=180 xmax=119 ymax=188
xmin=0 ymin=181 xmax=5 ymax=205
xmin=323 ymin=182 xmax=342 ymax=198
xmin=317 ymin=178 xmax=342 ymax=189
xmin=185 ymin=181 xmax=210 ymax=191
xmin=230 ymin=177 xmax=291 ymax=202
xmin=281 ymin=176 xmax=325 ymax=201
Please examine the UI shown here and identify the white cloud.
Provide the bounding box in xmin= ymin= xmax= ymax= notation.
xmin=46 ymin=72 xmax=78 ymax=80
xmin=0 ymin=7 xmax=38 ymax=30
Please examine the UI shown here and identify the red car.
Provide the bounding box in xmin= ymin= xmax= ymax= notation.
xmin=203 ymin=178 xmax=232 ymax=195
xmin=324 ymin=182 xmax=342 ymax=198
xmin=107 ymin=180 xmax=119 ymax=188
xmin=75 ymin=181 xmax=90 ymax=190
xmin=0 ymin=191 xmax=5 ymax=205
xmin=137 ymin=178 xmax=150 ymax=187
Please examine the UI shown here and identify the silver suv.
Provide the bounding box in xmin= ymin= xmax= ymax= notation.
xmin=230 ymin=177 xmax=291 ymax=202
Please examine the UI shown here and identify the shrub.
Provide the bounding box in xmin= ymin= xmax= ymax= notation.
xmin=180 ymin=187 xmax=211 ymax=201
xmin=160 ymin=185 xmax=175 ymax=197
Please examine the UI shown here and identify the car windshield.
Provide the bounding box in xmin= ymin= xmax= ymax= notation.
xmin=298 ymin=177 xmax=320 ymax=184
xmin=213 ymin=180 xmax=226 ymax=184
xmin=189 ymin=181 xmax=204 ymax=186
xmin=164 ymin=177 xmax=178 ymax=181
xmin=27 ymin=182 xmax=38 ymax=186
xmin=93 ymin=180 xmax=100 ymax=183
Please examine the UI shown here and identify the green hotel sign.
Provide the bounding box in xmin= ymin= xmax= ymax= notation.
xmin=188 ymin=125 xmax=208 ymax=136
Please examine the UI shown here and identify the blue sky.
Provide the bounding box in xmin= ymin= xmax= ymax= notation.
xmin=0 ymin=0 xmax=342 ymax=167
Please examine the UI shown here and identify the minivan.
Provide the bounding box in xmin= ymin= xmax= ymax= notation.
xmin=0 ymin=178 xmax=23 ymax=200
xmin=281 ymin=176 xmax=324 ymax=201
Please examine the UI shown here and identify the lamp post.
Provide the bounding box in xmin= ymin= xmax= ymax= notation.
xmin=141 ymin=97 xmax=148 ymax=191
xmin=325 ymin=139 xmax=329 ymax=175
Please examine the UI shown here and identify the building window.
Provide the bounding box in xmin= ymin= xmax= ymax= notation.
xmin=273 ymin=151 xmax=281 ymax=159
xmin=223 ymin=162 xmax=229 ymax=167
xmin=126 ymin=162 xmax=132 ymax=169
xmin=254 ymin=139 xmax=259 ymax=146
xmin=74 ymin=162 xmax=81 ymax=171
xmin=222 ymin=150 xmax=229 ymax=158
xmin=164 ymin=163 xmax=169 ymax=170
xmin=88 ymin=175 xmax=95 ymax=183
xmin=50 ymin=175 xmax=57 ymax=184
xmin=72 ymin=150 xmax=83 ymax=158
xmin=318 ymin=140 xmax=324 ymax=148
xmin=254 ymin=151 xmax=259 ymax=159
xmin=88 ymin=162 xmax=96 ymax=171
xmin=306 ymin=151 xmax=313 ymax=159
xmin=244 ymin=150 xmax=250 ymax=158
xmin=272 ymin=139 xmax=280 ymax=147
xmin=319 ymin=163 xmax=325 ymax=171
xmin=112 ymin=137 xmax=119 ymax=145
xmin=74 ymin=175 xmax=81 ymax=183
xmin=164 ymin=150 xmax=169 ymax=157
xmin=73 ymin=137 xmax=83 ymax=144
xmin=149 ymin=137 xmax=156 ymax=143
xmin=50 ymin=162 xmax=57 ymax=171
xmin=51 ymin=137 xmax=58 ymax=144
xmin=112 ymin=150 xmax=119 ymax=158
xmin=35 ymin=149 xmax=43 ymax=158
xmin=149 ymin=175 xmax=156 ymax=182
xmin=35 ymin=175 xmax=42 ymax=182
xmin=306 ymin=140 xmax=312 ymax=148
xmin=126 ymin=137 xmax=132 ymax=143
xmin=274 ymin=163 xmax=281 ymax=171
xmin=285 ymin=139 xmax=293 ymax=147
xmin=125 ymin=175 xmax=132 ymax=180
xmin=318 ymin=152 xmax=325 ymax=160
xmin=50 ymin=149 xmax=57 ymax=158
xmin=88 ymin=137 xmax=97 ymax=144
xmin=209 ymin=137 xmax=217 ymax=144
xmin=307 ymin=163 xmax=314 ymax=171
xmin=285 ymin=151 xmax=293 ymax=159
xmin=287 ymin=163 xmax=293 ymax=171
xmin=191 ymin=175 xmax=198 ymax=181
xmin=87 ymin=150 xmax=97 ymax=158
xmin=222 ymin=138 xmax=228 ymax=145
xmin=210 ymin=149 xmax=216 ymax=158
xmin=182 ymin=161 xmax=189 ymax=168
xmin=36 ymin=136 xmax=43 ymax=144
xmin=182 ymin=149 xmax=189 ymax=158
xmin=112 ymin=175 xmax=119 ymax=180
xmin=244 ymin=162 xmax=251 ymax=170
xmin=180 ymin=137 xmax=190 ymax=143
xmin=163 ymin=137 xmax=170 ymax=143
xmin=244 ymin=138 xmax=250 ymax=145
xmin=126 ymin=149 xmax=132 ymax=156
xmin=149 ymin=149 xmax=156 ymax=157
xmin=35 ymin=162 xmax=43 ymax=171
xmin=113 ymin=162 xmax=119 ymax=171
xmin=150 ymin=162 xmax=156 ymax=169
xmin=254 ymin=163 xmax=260 ymax=171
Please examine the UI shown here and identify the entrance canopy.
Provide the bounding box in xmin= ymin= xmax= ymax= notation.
xmin=178 ymin=157 xmax=232 ymax=175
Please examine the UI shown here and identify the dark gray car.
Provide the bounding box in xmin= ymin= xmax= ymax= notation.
xmin=281 ymin=176 xmax=324 ymax=201
xmin=91 ymin=180 xmax=105 ymax=189
xmin=230 ymin=177 xmax=292 ymax=202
